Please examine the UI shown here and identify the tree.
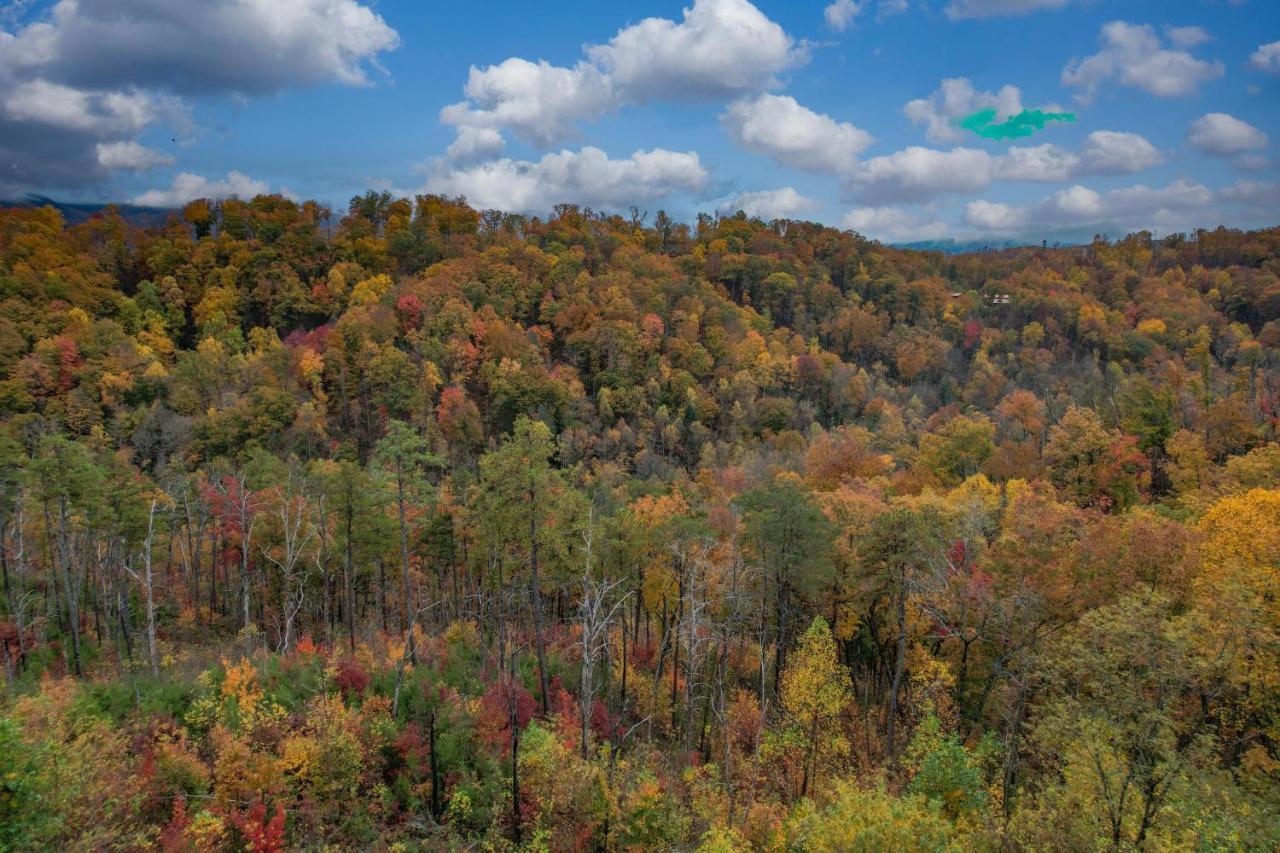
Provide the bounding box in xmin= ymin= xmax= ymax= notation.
xmin=258 ymin=457 xmax=316 ymax=653
xmin=1044 ymin=406 xmax=1146 ymax=511
xmin=29 ymin=435 xmax=103 ymax=676
xmin=917 ymin=413 xmax=995 ymax=486
xmin=780 ymin=617 xmax=850 ymax=798
xmin=857 ymin=506 xmax=946 ymax=759
xmin=477 ymin=417 xmax=585 ymax=714
xmin=1021 ymin=594 xmax=1215 ymax=849
xmin=374 ymin=420 xmax=438 ymax=632
xmin=737 ymin=476 xmax=835 ymax=700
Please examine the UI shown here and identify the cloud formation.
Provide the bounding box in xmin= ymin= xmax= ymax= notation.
xmin=720 ymin=187 xmax=819 ymax=219
xmin=1251 ymin=41 xmax=1280 ymax=74
xmin=824 ymin=0 xmax=863 ymax=31
xmin=964 ymin=179 xmax=1214 ymax=237
xmin=842 ymin=206 xmax=950 ymax=243
xmin=844 ymin=131 xmax=1162 ymax=203
xmin=95 ymin=141 xmax=174 ymax=172
xmin=1187 ymin=113 xmax=1268 ymax=156
xmin=133 ymin=170 xmax=271 ymax=207
xmin=425 ymin=147 xmax=709 ymax=214
xmin=721 ymin=94 xmax=872 ymax=173
xmin=0 ymin=0 xmax=400 ymax=192
xmin=1063 ymin=21 xmax=1223 ymax=101
xmin=441 ymin=0 xmax=805 ymax=149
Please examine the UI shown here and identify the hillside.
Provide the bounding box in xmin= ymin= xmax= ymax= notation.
xmin=0 ymin=194 xmax=1278 ymax=851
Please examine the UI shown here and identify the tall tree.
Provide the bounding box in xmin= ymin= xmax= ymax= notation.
xmin=478 ymin=417 xmax=585 ymax=714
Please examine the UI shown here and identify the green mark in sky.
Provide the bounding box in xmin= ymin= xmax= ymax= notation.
xmin=958 ymin=108 xmax=1077 ymax=140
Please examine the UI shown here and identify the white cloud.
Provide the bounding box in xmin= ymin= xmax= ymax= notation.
xmin=842 ymin=206 xmax=950 ymax=243
xmin=844 ymin=127 xmax=1161 ymax=204
xmin=903 ymin=78 xmax=1023 ymax=144
xmin=1187 ymin=113 xmax=1268 ymax=156
xmin=721 ymin=94 xmax=872 ymax=173
xmin=425 ymin=147 xmax=709 ymax=214
xmin=991 ymin=131 xmax=1161 ymax=182
xmin=3 ymin=79 xmax=174 ymax=134
xmin=0 ymin=0 xmax=398 ymax=192
xmin=877 ymin=0 xmax=909 ymax=18
xmin=1076 ymin=130 xmax=1163 ymax=174
xmin=442 ymin=0 xmax=805 ymax=148
xmin=993 ymin=144 xmax=1078 ymax=181
xmin=720 ymin=187 xmax=818 ymax=219
xmin=963 ymin=200 xmax=1027 ymax=231
xmin=439 ymin=60 xmax=614 ymax=148
xmin=1166 ymin=26 xmax=1210 ymax=49
xmin=845 ymin=147 xmax=994 ymax=203
xmin=824 ymin=0 xmax=863 ymax=31
xmin=944 ymin=0 xmax=1070 ymax=20
xmin=1251 ymin=41 xmax=1280 ymax=74
xmin=1219 ymin=180 xmax=1280 ymax=218
xmin=964 ymin=179 xmax=1214 ymax=237
xmin=95 ymin=140 xmax=174 ymax=172
xmin=443 ymin=126 xmax=506 ymax=165
xmin=1 ymin=0 xmax=400 ymax=95
xmin=587 ymin=0 xmax=804 ymax=101
xmin=133 ymin=170 xmax=271 ymax=207
xmin=1063 ymin=21 xmax=1223 ymax=102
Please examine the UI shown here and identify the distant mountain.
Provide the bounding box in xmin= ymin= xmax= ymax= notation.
xmin=0 ymin=194 xmax=176 ymax=227
xmin=892 ymin=238 xmax=1070 ymax=254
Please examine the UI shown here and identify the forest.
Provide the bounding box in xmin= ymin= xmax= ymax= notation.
xmin=0 ymin=192 xmax=1278 ymax=851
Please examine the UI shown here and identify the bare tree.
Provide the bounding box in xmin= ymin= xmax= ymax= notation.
xmin=261 ymin=467 xmax=315 ymax=654
xmin=122 ymin=498 xmax=162 ymax=676
xmin=578 ymin=571 xmax=628 ymax=757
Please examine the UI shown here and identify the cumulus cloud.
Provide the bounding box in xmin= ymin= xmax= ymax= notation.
xmin=824 ymin=0 xmax=863 ymax=31
xmin=587 ymin=0 xmax=804 ymax=101
xmin=963 ymin=179 xmax=1214 ymax=238
xmin=903 ymin=78 xmax=1023 ymax=144
xmin=1187 ymin=113 xmax=1268 ymax=156
xmin=845 ymin=147 xmax=995 ymax=203
xmin=1251 ymin=41 xmax=1280 ymax=74
xmin=95 ymin=141 xmax=174 ymax=172
xmin=443 ymin=126 xmax=506 ymax=165
xmin=0 ymin=0 xmax=399 ymax=192
xmin=1076 ymin=130 xmax=1164 ymax=173
xmin=425 ymin=147 xmax=709 ymax=214
xmin=3 ymin=79 xmax=178 ymax=134
xmin=438 ymin=60 xmax=614 ymax=148
xmin=1219 ymin=180 xmax=1280 ymax=221
xmin=992 ymin=144 xmax=1078 ymax=182
xmin=991 ymin=132 xmax=1162 ymax=182
xmin=1063 ymin=21 xmax=1223 ymax=102
xmin=133 ymin=170 xmax=271 ymax=207
xmin=721 ymin=94 xmax=872 ymax=173
xmin=842 ymin=206 xmax=950 ymax=243
xmin=1166 ymin=26 xmax=1210 ymax=49
xmin=1 ymin=0 xmax=400 ymax=95
xmin=963 ymin=200 xmax=1027 ymax=232
xmin=442 ymin=0 xmax=805 ymax=148
xmin=845 ymin=129 xmax=1162 ymax=204
xmin=720 ymin=187 xmax=818 ymax=219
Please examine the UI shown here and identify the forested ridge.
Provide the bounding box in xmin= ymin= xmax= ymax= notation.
xmin=1 ymin=192 xmax=1279 ymax=851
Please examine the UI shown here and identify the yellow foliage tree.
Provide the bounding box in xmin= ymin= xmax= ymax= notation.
xmin=1194 ymin=488 xmax=1280 ymax=746
xmin=780 ymin=616 xmax=850 ymax=799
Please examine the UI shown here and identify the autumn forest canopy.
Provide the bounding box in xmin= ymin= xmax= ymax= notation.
xmin=1 ymin=193 xmax=1279 ymax=851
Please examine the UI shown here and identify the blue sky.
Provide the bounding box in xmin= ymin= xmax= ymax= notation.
xmin=1 ymin=0 xmax=1277 ymax=242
